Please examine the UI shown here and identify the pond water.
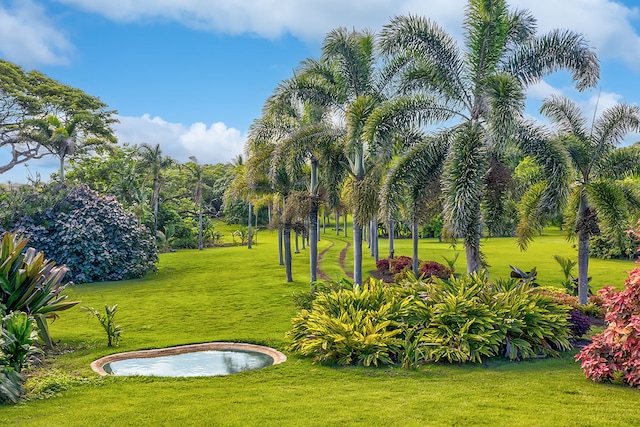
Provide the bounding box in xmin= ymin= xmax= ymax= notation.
xmin=104 ymin=349 xmax=274 ymax=377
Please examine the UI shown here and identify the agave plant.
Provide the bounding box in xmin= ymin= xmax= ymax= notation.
xmin=0 ymin=232 xmax=79 ymax=349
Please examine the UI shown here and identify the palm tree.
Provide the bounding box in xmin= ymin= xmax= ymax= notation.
xmin=137 ymin=143 xmax=176 ymax=244
xmin=184 ymin=156 xmax=205 ymax=250
xmin=519 ymin=95 xmax=640 ymax=304
xmin=379 ymin=0 xmax=599 ymax=273
xmin=381 ymin=131 xmax=451 ymax=275
xmin=290 ymin=28 xmax=428 ymax=284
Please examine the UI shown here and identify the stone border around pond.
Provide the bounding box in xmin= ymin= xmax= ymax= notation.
xmin=90 ymin=342 xmax=287 ymax=376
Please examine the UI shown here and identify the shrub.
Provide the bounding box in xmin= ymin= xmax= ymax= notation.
xmin=568 ymin=309 xmax=591 ymax=338
xmin=376 ymin=258 xmax=390 ymax=273
xmin=288 ymin=273 xmax=572 ymax=366
xmin=590 ymin=232 xmax=640 ymax=260
xmin=11 ymin=185 xmax=157 ymax=284
xmin=576 ymin=268 xmax=640 ymax=387
xmin=1 ymin=311 xmax=40 ymax=372
xmin=389 ymin=256 xmax=413 ymax=274
xmin=287 ymin=279 xmax=408 ymax=366
xmin=0 ymin=232 xmax=79 ymax=349
xmin=535 ymin=287 xmax=604 ymax=318
xmin=418 ymin=261 xmax=452 ymax=280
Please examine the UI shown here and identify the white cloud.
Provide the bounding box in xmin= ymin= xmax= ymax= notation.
xmin=514 ymin=0 xmax=640 ymax=71
xmin=526 ymin=79 xmax=564 ymax=101
xmin=115 ymin=114 xmax=246 ymax=164
xmin=0 ymin=0 xmax=72 ymax=66
xmin=56 ymin=0 xmax=640 ymax=69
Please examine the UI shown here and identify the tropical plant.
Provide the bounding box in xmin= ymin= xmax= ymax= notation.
xmin=379 ymin=0 xmax=599 ymax=273
xmin=1 ymin=311 xmax=40 ymax=372
xmin=576 ymin=267 xmax=640 ymax=387
xmin=521 ymin=96 xmax=640 ymax=304
xmin=183 ymin=156 xmax=206 ymax=250
xmin=0 ymin=232 xmax=79 ymax=349
xmin=82 ymin=304 xmax=122 ymax=347
xmin=138 ymin=143 xmax=176 ymax=245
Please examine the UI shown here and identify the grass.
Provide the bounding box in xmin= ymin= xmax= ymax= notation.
xmin=1 ymin=221 xmax=639 ymax=426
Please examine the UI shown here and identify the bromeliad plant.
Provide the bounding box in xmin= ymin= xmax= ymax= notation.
xmin=0 ymin=232 xmax=79 ymax=349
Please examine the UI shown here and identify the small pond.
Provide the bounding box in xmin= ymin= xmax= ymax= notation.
xmin=91 ymin=342 xmax=286 ymax=377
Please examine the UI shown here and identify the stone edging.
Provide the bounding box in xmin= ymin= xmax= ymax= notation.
xmin=90 ymin=342 xmax=287 ymax=376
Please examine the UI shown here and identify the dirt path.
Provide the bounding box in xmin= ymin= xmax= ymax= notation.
xmin=339 ymin=241 xmax=354 ymax=279
xmin=315 ymin=241 xmax=335 ymax=281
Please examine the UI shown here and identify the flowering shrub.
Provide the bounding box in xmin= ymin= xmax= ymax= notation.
xmin=418 ymin=261 xmax=452 ymax=280
xmin=576 ymin=268 xmax=640 ymax=387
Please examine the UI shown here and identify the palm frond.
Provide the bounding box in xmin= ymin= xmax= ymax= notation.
xmin=596 ymin=145 xmax=640 ymax=180
xmin=506 ymin=29 xmax=599 ymax=91
xmin=586 ymin=179 xmax=629 ymax=249
xmin=516 ymin=181 xmax=547 ymax=250
xmin=540 ymin=95 xmax=588 ymax=140
xmin=592 ymin=103 xmax=640 ymax=150
xmin=515 ymin=122 xmax=571 ymax=218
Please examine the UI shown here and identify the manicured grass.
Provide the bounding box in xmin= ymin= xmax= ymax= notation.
xmin=1 ymin=224 xmax=639 ymax=426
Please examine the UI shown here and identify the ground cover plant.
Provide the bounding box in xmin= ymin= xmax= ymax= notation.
xmin=0 ymin=226 xmax=638 ymax=426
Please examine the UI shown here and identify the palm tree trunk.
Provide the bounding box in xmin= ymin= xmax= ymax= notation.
xmin=336 ymin=209 xmax=340 ymax=235
xmin=247 ymin=202 xmax=252 ymax=249
xmin=412 ymin=219 xmax=419 ymax=276
xmin=344 ymin=214 xmax=348 ymax=237
xmin=465 ymin=236 xmax=481 ymax=273
xmin=373 ymin=217 xmax=379 ymax=262
xmin=389 ymin=218 xmax=395 ymax=259
xmin=198 ymin=199 xmax=203 ymax=250
xmin=59 ymin=155 xmax=65 ymax=182
xmin=284 ymin=220 xmax=293 ymax=282
xmin=353 ymin=218 xmax=363 ymax=285
xmin=577 ymin=230 xmax=590 ymax=305
xmin=295 ymin=231 xmax=300 ymax=254
xmin=310 ymin=202 xmax=319 ymax=283
xmin=278 ymin=226 xmax=284 ymax=266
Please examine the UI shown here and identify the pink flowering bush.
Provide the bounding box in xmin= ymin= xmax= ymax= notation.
xmin=575 ymin=268 xmax=640 ymax=387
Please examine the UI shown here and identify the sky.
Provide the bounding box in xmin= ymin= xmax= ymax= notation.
xmin=1 ymin=0 xmax=640 ymax=183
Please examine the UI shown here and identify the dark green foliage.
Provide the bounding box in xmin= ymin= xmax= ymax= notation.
xmin=590 ymin=232 xmax=640 ymax=260
xmin=7 ymin=185 xmax=157 ymax=284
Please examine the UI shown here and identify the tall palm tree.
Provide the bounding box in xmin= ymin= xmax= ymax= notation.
xmin=184 ymin=156 xmax=205 ymax=250
xmin=519 ymin=95 xmax=640 ymax=304
xmin=137 ymin=143 xmax=176 ymax=245
xmin=379 ymin=0 xmax=599 ymax=273
xmin=290 ymin=28 xmax=435 ymax=284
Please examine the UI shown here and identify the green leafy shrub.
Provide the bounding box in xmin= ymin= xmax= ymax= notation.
xmin=535 ymin=287 xmax=604 ymax=318
xmin=590 ymin=232 xmax=640 ymax=260
xmin=9 ymin=185 xmax=157 ymax=284
xmin=576 ymin=268 xmax=640 ymax=387
xmin=0 ymin=368 xmax=23 ymax=404
xmin=82 ymin=304 xmax=122 ymax=347
xmin=288 ymin=274 xmax=571 ymax=366
xmin=287 ymin=279 xmax=408 ymax=366
xmin=0 ymin=232 xmax=79 ymax=348
xmin=1 ymin=311 xmax=40 ymax=372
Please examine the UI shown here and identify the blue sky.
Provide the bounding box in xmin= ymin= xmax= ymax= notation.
xmin=1 ymin=0 xmax=640 ymax=183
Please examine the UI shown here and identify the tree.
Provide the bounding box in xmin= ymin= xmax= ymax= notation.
xmin=519 ymin=95 xmax=640 ymax=304
xmin=290 ymin=28 xmax=420 ymax=284
xmin=0 ymin=59 xmax=117 ymax=175
xmin=379 ymin=0 xmax=599 ymax=273
xmin=381 ymin=132 xmax=450 ymax=275
xmin=137 ymin=143 xmax=176 ymax=244
xmin=183 ymin=156 xmax=206 ymax=250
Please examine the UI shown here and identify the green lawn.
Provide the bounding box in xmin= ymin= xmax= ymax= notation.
xmin=1 ymin=223 xmax=639 ymax=426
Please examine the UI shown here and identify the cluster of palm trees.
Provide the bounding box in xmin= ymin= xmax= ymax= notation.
xmin=233 ymin=0 xmax=640 ymax=304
